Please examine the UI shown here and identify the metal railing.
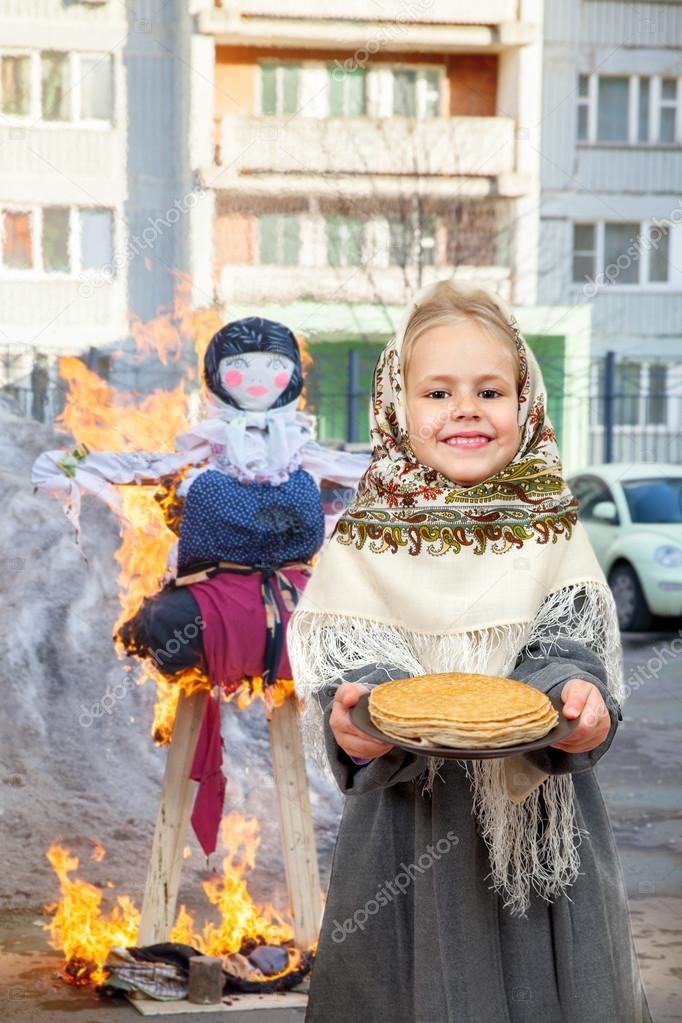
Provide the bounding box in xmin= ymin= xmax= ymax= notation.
xmin=6 ymin=345 xmax=682 ymax=467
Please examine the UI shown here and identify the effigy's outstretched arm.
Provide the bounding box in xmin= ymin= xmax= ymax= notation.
xmin=299 ymin=440 xmax=370 ymax=488
xmin=31 ymin=444 xmax=210 ymax=538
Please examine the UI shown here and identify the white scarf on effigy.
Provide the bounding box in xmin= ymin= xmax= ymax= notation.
xmin=287 ymin=281 xmax=624 ymax=918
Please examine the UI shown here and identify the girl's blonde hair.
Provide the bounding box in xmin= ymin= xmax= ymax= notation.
xmin=402 ymin=280 xmax=521 ymax=380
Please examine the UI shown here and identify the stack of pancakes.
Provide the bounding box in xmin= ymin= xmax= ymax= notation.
xmin=368 ymin=672 xmax=559 ymax=750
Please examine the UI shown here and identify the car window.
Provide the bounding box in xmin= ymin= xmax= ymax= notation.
xmin=622 ymin=478 xmax=682 ymax=523
xmin=570 ymin=475 xmax=618 ymax=522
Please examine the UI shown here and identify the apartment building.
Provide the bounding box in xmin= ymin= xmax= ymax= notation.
xmin=185 ymin=0 xmax=555 ymax=440
xmin=0 ymin=0 xmax=195 ymax=413
xmin=193 ymin=0 xmax=543 ymax=313
xmin=539 ymin=0 xmax=682 ymax=461
xmin=0 ymin=0 xmax=127 ymax=412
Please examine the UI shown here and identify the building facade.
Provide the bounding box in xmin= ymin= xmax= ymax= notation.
xmin=0 ymin=0 xmax=195 ymax=414
xmin=0 ymin=0 xmax=128 ymax=414
xmin=539 ymin=0 xmax=682 ymax=462
xmin=193 ymin=0 xmax=544 ymax=311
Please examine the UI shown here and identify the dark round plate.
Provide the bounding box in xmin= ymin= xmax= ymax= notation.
xmin=348 ymin=689 xmax=580 ymax=760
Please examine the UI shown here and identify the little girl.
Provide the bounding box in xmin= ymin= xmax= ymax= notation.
xmin=288 ymin=281 xmax=652 ymax=1022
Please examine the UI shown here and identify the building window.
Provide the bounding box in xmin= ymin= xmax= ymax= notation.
xmin=2 ymin=211 xmax=33 ymax=269
xmin=328 ymin=67 xmax=366 ymax=116
xmin=603 ymin=222 xmax=640 ymax=284
xmin=577 ymin=73 xmax=590 ymax=141
xmin=595 ymin=360 xmax=668 ymax=428
xmin=387 ymin=216 xmax=437 ymax=266
xmin=597 ymin=76 xmax=629 ymax=142
xmin=393 ymin=70 xmax=418 ymax=116
xmin=573 ymin=220 xmax=675 ymax=287
xmin=572 ymin=224 xmax=596 ymax=280
xmin=418 ymin=217 xmax=437 ymax=266
xmin=42 ymin=207 xmax=70 ymax=273
xmin=638 ymin=77 xmax=650 ymax=142
xmin=80 ymin=209 xmax=113 ymax=270
xmin=388 ymin=218 xmax=411 ymax=265
xmin=0 ymin=205 xmax=114 ymax=275
xmin=259 ymin=62 xmax=442 ymax=119
xmin=260 ymin=63 xmax=300 ymax=115
xmin=41 ymin=51 xmax=70 ymax=121
xmin=0 ymin=54 xmax=31 ymax=115
xmin=659 ymin=77 xmax=678 ymax=144
xmin=0 ymin=50 xmax=113 ymax=122
xmin=80 ymin=54 xmax=113 ymax=121
xmin=446 ymin=203 xmax=509 ymax=267
xmin=578 ymin=72 xmax=681 ymax=144
xmin=649 ymin=223 xmax=670 ymax=281
xmin=258 ymin=214 xmax=300 ymax=264
xmin=326 ymin=216 xmax=363 ymax=267
xmin=390 ymin=68 xmax=442 ymax=118
xmin=647 ymin=363 xmax=668 ymax=426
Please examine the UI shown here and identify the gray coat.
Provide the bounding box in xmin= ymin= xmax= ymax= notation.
xmin=305 ymin=639 xmax=653 ymax=1023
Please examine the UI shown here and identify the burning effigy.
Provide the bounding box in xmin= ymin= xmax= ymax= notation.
xmin=30 ymin=295 xmax=369 ymax=1006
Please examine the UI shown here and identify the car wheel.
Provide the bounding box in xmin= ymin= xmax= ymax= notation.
xmin=608 ymin=563 xmax=652 ymax=632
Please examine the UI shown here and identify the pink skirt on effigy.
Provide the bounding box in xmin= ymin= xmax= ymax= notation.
xmin=185 ymin=567 xmax=310 ymax=857
xmin=188 ymin=567 xmax=310 ymax=686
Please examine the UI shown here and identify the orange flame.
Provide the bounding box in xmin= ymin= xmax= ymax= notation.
xmin=171 ymin=812 xmax=294 ymax=955
xmin=45 ymin=813 xmax=309 ymax=986
xmin=44 ymin=844 xmax=140 ymax=986
xmin=89 ymin=840 xmax=106 ymax=863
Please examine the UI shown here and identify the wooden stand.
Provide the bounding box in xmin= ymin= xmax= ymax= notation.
xmin=138 ymin=687 xmax=209 ymax=946
xmin=267 ymin=694 xmax=321 ymax=950
xmin=137 ymin=687 xmax=322 ymax=952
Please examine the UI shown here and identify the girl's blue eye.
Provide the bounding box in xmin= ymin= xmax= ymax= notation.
xmin=268 ymin=356 xmax=286 ymax=369
xmin=225 ymin=356 xmax=248 ymax=369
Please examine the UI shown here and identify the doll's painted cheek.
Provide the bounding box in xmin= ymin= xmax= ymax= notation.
xmin=274 ymin=371 xmax=290 ymax=388
xmin=223 ymin=370 xmax=242 ymax=388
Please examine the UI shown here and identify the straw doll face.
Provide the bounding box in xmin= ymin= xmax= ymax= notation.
xmin=218 ymin=352 xmax=295 ymax=412
xmin=404 ymin=319 xmax=521 ymax=486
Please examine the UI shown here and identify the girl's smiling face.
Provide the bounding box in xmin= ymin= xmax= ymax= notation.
xmin=218 ymin=351 xmax=295 ymax=411
xmin=404 ymin=318 xmax=521 ymax=486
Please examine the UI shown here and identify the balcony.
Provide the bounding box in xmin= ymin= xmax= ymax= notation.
xmin=218 ymin=264 xmax=512 ymax=309
xmin=0 ymin=125 xmax=122 ymax=205
xmin=200 ymin=1 xmax=538 ymax=50
xmin=206 ymin=115 xmax=529 ymax=199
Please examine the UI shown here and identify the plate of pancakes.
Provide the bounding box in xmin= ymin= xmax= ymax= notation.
xmin=348 ymin=671 xmax=579 ymax=759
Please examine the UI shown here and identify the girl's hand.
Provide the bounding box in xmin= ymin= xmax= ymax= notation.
xmin=329 ymin=682 xmax=394 ymax=761
xmin=549 ymin=678 xmax=611 ymax=753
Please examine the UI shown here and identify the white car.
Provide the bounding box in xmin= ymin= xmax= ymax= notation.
xmin=568 ymin=463 xmax=682 ymax=631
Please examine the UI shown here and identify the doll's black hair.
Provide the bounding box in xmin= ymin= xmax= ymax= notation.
xmin=203 ymin=316 xmax=303 ymax=409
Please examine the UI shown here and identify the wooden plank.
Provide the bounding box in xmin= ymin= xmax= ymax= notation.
xmin=267 ymin=694 xmax=322 ymax=950
xmin=127 ymin=991 xmax=308 ymax=1015
xmin=137 ymin=686 xmax=210 ymax=946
